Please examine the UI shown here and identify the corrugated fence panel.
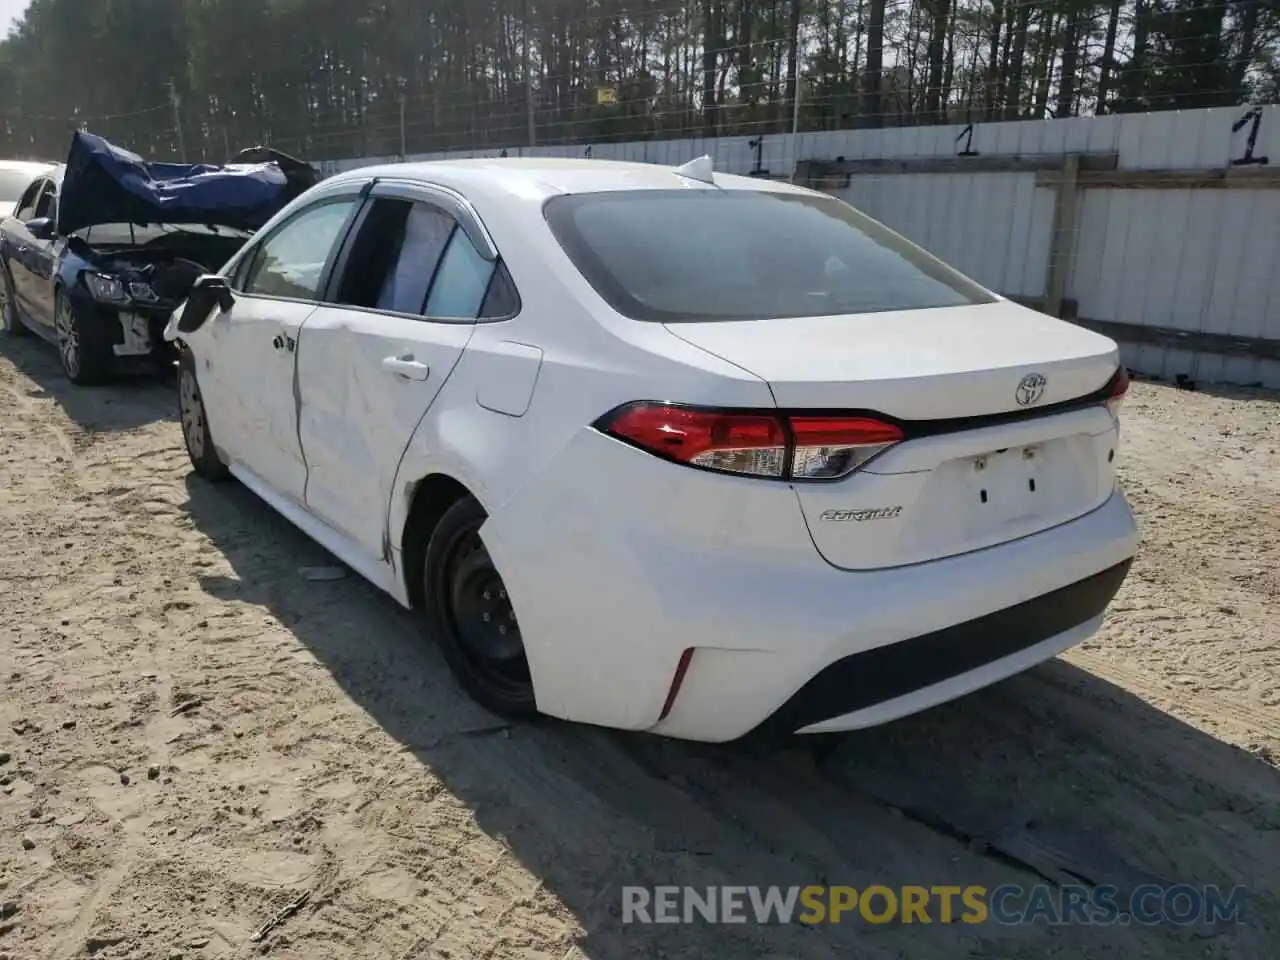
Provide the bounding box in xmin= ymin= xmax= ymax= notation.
xmin=322 ymin=106 xmax=1280 ymax=388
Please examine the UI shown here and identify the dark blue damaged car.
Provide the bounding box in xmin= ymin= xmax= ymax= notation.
xmin=0 ymin=131 xmax=317 ymax=384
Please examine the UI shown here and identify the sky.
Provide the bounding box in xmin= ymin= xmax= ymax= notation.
xmin=2 ymin=0 xmax=28 ymax=33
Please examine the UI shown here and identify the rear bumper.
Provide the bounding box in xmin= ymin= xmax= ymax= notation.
xmin=482 ymin=429 xmax=1139 ymax=743
xmin=758 ymin=558 xmax=1131 ymax=737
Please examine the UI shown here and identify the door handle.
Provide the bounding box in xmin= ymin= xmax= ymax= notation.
xmin=382 ymin=355 xmax=430 ymax=381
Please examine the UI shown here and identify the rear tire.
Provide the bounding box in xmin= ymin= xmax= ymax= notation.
xmin=421 ymin=496 xmax=538 ymax=719
xmin=177 ymin=347 xmax=231 ymax=482
xmin=0 ymin=266 xmax=27 ymax=337
xmin=54 ymin=291 xmax=113 ymax=384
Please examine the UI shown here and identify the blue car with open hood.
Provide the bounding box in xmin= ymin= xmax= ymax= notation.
xmin=0 ymin=131 xmax=317 ymax=383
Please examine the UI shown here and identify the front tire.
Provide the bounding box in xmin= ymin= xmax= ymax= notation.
xmin=0 ymin=266 xmax=27 ymax=337
xmin=422 ymin=497 xmax=538 ymax=719
xmin=54 ymin=291 xmax=113 ymax=384
xmin=177 ymin=348 xmax=231 ymax=481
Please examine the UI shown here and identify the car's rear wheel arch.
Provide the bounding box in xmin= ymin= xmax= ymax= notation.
xmin=403 ymin=474 xmax=537 ymax=718
xmin=401 ymin=473 xmax=477 ymax=609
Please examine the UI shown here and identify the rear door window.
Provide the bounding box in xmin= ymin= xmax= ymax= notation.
xmin=328 ymin=195 xmax=517 ymax=322
xmin=479 ymin=261 xmax=520 ymax=319
xmin=330 ymin=198 xmax=453 ymax=314
xmin=543 ymin=189 xmax=995 ymax=323
xmin=424 ymin=227 xmax=493 ymax=319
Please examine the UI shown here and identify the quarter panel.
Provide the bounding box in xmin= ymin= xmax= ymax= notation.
xmin=386 ymin=301 xmax=775 ymax=556
xmin=475 ymin=341 xmax=544 ymax=417
xmin=479 ymin=428 xmax=826 ymax=730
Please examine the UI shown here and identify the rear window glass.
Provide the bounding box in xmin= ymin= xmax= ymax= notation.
xmin=543 ymin=189 xmax=995 ymax=322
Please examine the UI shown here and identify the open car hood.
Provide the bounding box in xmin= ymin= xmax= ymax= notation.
xmin=56 ymin=131 xmax=318 ymax=236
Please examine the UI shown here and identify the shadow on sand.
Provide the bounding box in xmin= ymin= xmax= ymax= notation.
xmin=181 ymin=473 xmax=1280 ymax=959
xmin=0 ymin=331 xmax=175 ymax=432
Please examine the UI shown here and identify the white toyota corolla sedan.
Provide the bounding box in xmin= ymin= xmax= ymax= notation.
xmin=165 ymin=155 xmax=1138 ymax=743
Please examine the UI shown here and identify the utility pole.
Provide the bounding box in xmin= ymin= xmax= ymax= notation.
xmin=524 ymin=0 xmax=535 ymax=149
xmin=789 ymin=72 xmax=803 ymax=183
xmin=168 ymin=80 xmax=185 ymax=157
xmin=397 ymin=76 xmax=408 ymax=159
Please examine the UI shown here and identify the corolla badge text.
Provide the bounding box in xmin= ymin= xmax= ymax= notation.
xmin=819 ymin=506 xmax=903 ymax=522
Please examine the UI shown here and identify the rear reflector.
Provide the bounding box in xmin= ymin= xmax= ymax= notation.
xmin=599 ymin=403 xmax=903 ymax=481
xmin=658 ymin=648 xmax=695 ymax=721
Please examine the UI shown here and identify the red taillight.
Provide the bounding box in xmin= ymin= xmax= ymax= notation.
xmin=1105 ymin=367 xmax=1129 ymax=419
xmin=599 ymin=403 xmax=903 ymax=481
xmin=790 ymin=417 xmax=905 ymax=480
xmin=603 ymin=404 xmax=787 ymax=477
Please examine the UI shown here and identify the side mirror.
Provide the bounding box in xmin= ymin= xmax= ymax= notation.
xmin=176 ymin=274 xmax=235 ymax=333
xmin=27 ymin=217 xmax=54 ymax=241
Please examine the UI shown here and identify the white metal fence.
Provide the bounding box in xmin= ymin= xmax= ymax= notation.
xmin=322 ymin=105 xmax=1280 ymax=389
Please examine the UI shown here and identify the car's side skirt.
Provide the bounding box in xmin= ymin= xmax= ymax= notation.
xmin=229 ymin=462 xmax=411 ymax=608
xmin=13 ymin=299 xmax=56 ymax=345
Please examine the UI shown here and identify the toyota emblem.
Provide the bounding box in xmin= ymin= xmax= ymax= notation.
xmin=1015 ymin=373 xmax=1047 ymax=407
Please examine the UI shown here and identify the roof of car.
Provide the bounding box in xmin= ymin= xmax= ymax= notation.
xmin=326 ymin=157 xmax=812 ymax=204
xmin=0 ymin=159 xmax=60 ymax=175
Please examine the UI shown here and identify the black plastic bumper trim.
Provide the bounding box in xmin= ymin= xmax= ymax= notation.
xmin=758 ymin=558 xmax=1133 ymax=736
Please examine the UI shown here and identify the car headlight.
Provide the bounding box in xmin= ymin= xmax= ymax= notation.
xmin=84 ymin=273 xmax=160 ymax=306
xmin=85 ymin=273 xmax=129 ymax=304
xmin=128 ymin=282 xmax=159 ymax=303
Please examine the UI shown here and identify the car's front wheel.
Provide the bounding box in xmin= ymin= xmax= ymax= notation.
xmin=54 ymin=291 xmax=112 ymax=384
xmin=177 ymin=347 xmax=231 ymax=481
xmin=422 ymin=496 xmax=538 ymax=719
xmin=0 ymin=266 xmax=27 ymax=336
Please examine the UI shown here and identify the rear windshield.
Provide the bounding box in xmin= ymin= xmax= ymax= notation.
xmin=543 ymin=189 xmax=995 ymax=322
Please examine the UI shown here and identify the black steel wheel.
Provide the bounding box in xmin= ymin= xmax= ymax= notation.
xmin=422 ymin=496 xmax=537 ymax=718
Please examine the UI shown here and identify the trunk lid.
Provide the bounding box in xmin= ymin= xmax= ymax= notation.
xmin=665 ymin=301 xmax=1123 ymax=569
xmin=663 ymin=300 xmax=1118 ymax=419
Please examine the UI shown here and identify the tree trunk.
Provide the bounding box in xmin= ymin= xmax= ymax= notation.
xmin=985 ymin=0 xmax=1003 ymax=120
xmin=1228 ymin=0 xmax=1260 ymax=104
xmin=738 ymin=0 xmax=755 ymax=104
xmin=1030 ymin=12 xmax=1058 ymax=119
xmin=862 ymin=0 xmax=885 ymax=127
xmin=1118 ymin=0 xmax=1150 ymax=112
xmin=701 ymin=0 xmax=718 ymax=135
xmin=1056 ymin=10 xmax=1079 ymax=118
xmin=1096 ymin=0 xmax=1122 ymax=113
xmin=1002 ymin=0 xmax=1030 ymax=120
xmin=783 ymin=0 xmax=803 ymax=133
xmin=941 ymin=0 xmax=957 ymax=115
xmin=922 ymin=0 xmax=949 ymax=124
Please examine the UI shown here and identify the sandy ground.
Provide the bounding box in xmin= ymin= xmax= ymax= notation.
xmin=1 ymin=333 xmax=1278 ymax=960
